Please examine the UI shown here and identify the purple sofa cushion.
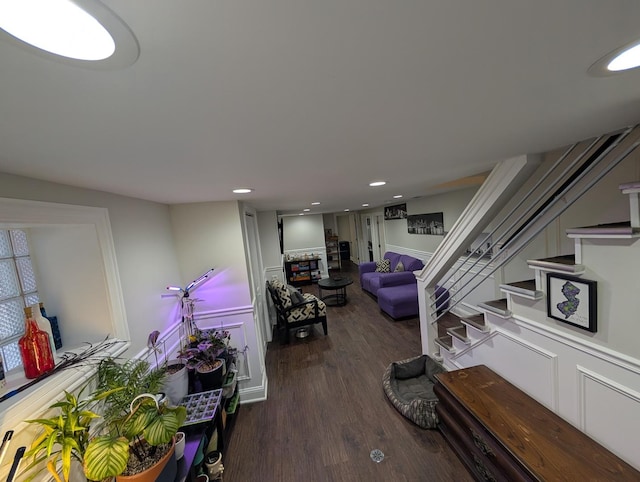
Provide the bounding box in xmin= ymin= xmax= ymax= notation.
xmin=378 ymin=284 xmax=419 ymax=319
xmin=399 ymin=254 xmax=424 ymax=272
xmin=377 ymin=284 xmax=450 ymax=319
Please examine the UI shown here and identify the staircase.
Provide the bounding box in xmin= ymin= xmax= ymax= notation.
xmin=429 ymin=176 xmax=640 ymax=470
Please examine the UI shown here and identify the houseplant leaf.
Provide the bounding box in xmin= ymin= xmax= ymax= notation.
xmin=84 ymin=435 xmax=129 ymax=481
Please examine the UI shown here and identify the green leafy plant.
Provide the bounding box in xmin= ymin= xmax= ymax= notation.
xmin=96 ymin=357 xmax=167 ymax=421
xmin=177 ymin=328 xmax=230 ymax=369
xmin=84 ymin=393 xmax=186 ymax=480
xmin=83 ymin=358 xmax=186 ymax=480
xmin=25 ymin=357 xmax=186 ymax=481
xmin=24 ymin=386 xmax=122 ymax=482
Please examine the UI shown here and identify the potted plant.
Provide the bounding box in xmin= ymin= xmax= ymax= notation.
xmin=177 ymin=328 xmax=230 ymax=391
xmin=23 ymin=386 xmax=122 ymax=482
xmin=84 ymin=392 xmax=187 ymax=481
xmin=96 ymin=358 xmax=167 ymax=422
xmin=24 ymin=358 xmax=187 ymax=482
xmin=86 ymin=357 xmax=187 ymax=481
xmin=147 ymin=330 xmax=189 ymax=405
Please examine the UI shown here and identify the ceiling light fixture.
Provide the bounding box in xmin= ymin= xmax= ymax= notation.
xmin=303 ymin=208 xmax=310 ymax=212
xmin=0 ymin=0 xmax=139 ymax=69
xmin=344 ymin=209 xmax=350 ymax=212
xmin=311 ymin=202 xmax=321 ymax=205
xmin=589 ymin=39 xmax=640 ymax=76
xmin=362 ymin=203 xmax=369 ymax=207
xmin=393 ymin=195 xmax=403 ymax=199
xmin=369 ymin=181 xmax=387 ymax=187
xmin=232 ymin=188 xmax=253 ymax=194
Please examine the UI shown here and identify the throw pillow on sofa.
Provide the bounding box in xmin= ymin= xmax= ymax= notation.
xmin=375 ymin=258 xmax=391 ymax=273
xmin=394 ymin=261 xmax=405 ymax=272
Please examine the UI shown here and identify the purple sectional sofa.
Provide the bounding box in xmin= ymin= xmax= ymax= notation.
xmin=359 ymin=251 xmax=449 ymax=319
xmin=359 ymin=251 xmax=424 ymax=296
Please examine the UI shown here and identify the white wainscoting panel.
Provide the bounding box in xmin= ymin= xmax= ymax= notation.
xmin=454 ymin=328 xmax=558 ymax=409
xmin=577 ymin=366 xmax=640 ymax=467
xmin=265 ymin=265 xmax=284 ymax=283
xmin=195 ymin=305 xmax=267 ymax=403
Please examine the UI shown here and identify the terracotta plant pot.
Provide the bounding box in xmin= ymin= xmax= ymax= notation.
xmin=116 ymin=437 xmax=176 ymax=482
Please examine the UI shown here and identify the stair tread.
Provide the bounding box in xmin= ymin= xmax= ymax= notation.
xmin=505 ymin=279 xmax=536 ymax=290
xmin=531 ymin=254 xmax=576 ymax=265
xmin=500 ymin=279 xmax=543 ymax=299
xmin=461 ymin=314 xmax=487 ymax=331
xmin=566 ymin=221 xmax=639 ymax=235
xmin=448 ymin=325 xmax=469 ymax=343
xmin=481 ymin=298 xmax=508 ymax=309
xmin=619 ymin=180 xmax=640 ymax=192
xmin=435 ymin=335 xmax=454 ymax=352
xmin=527 ymin=254 xmax=584 ymax=273
xmin=478 ymin=298 xmax=512 ymax=318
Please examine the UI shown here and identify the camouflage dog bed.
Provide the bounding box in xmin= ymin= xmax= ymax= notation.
xmin=382 ymin=354 xmax=446 ymax=429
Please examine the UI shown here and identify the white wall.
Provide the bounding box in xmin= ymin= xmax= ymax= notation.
xmin=169 ymin=201 xmax=251 ymax=310
xmin=0 ymin=173 xmax=182 ymax=354
xmin=168 ymin=201 xmax=267 ymax=402
xmin=257 ymin=210 xmax=282 ymax=269
xmin=282 ymin=214 xmax=325 ymax=251
xmin=385 ymin=187 xmax=478 ymax=253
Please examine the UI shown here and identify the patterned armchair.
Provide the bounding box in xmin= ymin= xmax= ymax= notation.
xmin=266 ymin=280 xmax=328 ymax=344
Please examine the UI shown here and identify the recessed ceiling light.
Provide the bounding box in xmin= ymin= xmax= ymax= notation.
xmin=362 ymin=203 xmax=369 ymax=207
xmin=303 ymin=208 xmax=310 ymax=212
xmin=369 ymin=181 xmax=387 ymax=187
xmin=232 ymin=188 xmax=253 ymax=194
xmin=393 ymin=195 xmax=403 ymax=199
xmin=344 ymin=209 xmax=350 ymax=212
xmin=299 ymin=213 xmax=304 ymax=216
xmin=311 ymin=202 xmax=321 ymax=205
xmin=589 ymin=39 xmax=640 ymax=76
xmin=0 ymin=0 xmax=139 ymax=69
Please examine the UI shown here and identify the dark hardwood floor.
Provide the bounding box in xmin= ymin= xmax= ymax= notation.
xmin=223 ymin=262 xmax=473 ymax=482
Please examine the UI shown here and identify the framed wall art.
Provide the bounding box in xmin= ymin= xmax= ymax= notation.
xmin=384 ymin=203 xmax=407 ymax=220
xmin=546 ymin=273 xmax=597 ymax=332
xmin=407 ymin=212 xmax=444 ymax=235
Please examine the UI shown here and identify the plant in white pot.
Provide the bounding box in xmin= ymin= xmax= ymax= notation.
xmin=148 ymin=330 xmax=189 ymax=405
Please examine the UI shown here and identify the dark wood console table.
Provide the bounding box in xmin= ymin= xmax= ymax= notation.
xmin=434 ymin=365 xmax=639 ymax=481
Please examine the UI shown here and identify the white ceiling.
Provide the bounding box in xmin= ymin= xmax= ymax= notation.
xmin=1 ymin=1 xmax=640 ymax=215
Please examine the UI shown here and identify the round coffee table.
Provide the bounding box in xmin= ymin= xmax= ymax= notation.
xmin=317 ymin=276 xmax=353 ymax=306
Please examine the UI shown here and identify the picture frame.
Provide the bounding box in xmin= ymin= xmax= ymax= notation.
xmin=384 ymin=203 xmax=407 ymax=220
xmin=407 ymin=212 xmax=444 ymax=235
xmin=546 ymin=273 xmax=597 ymax=332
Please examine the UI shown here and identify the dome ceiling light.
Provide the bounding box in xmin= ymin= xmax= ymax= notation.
xmin=589 ymin=39 xmax=640 ymax=76
xmin=0 ymin=0 xmax=138 ymax=69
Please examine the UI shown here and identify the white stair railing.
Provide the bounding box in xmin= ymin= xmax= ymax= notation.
xmin=419 ymin=124 xmax=640 ymax=355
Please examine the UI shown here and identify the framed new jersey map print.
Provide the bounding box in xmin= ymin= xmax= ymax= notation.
xmin=546 ymin=272 xmax=597 ymax=332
